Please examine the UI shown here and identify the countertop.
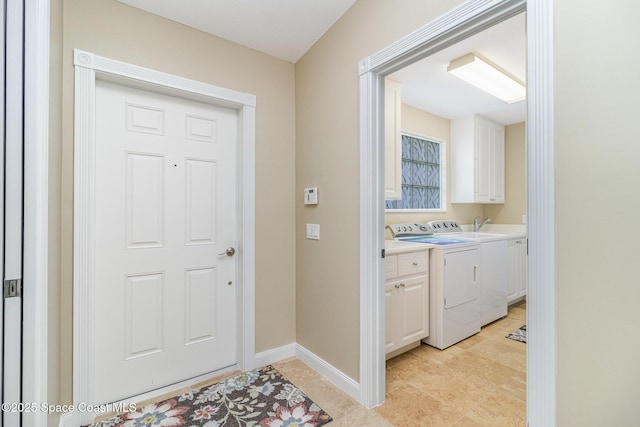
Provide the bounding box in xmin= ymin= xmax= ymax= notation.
xmin=385 ymin=240 xmax=434 ymax=254
xmin=460 ymin=223 xmax=527 ymax=238
xmin=385 ymin=225 xmax=526 ymax=253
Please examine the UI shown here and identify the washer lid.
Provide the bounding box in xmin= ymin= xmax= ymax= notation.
xmin=399 ymin=236 xmax=478 ymax=247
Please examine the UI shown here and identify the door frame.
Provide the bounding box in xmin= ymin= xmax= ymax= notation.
xmin=72 ymin=49 xmax=257 ymax=425
xmin=358 ymin=0 xmax=556 ymax=425
xmin=21 ymin=0 xmax=50 ymax=426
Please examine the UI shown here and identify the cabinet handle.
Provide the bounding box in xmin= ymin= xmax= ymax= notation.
xmin=400 ymin=283 xmax=405 ymax=287
xmin=474 ymin=265 xmax=478 ymax=283
xmin=394 ymin=284 xmax=400 ymax=289
xmin=412 ymin=262 xmax=418 ymax=266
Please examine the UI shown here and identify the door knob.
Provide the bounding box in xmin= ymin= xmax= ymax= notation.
xmin=219 ymin=247 xmax=235 ymax=256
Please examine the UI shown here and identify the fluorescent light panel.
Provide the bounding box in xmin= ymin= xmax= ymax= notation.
xmin=447 ymin=53 xmax=526 ymax=103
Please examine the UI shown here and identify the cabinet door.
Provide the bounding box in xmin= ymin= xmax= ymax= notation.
xmin=516 ymin=240 xmax=527 ymax=298
xmin=507 ymin=240 xmax=518 ymax=302
xmin=508 ymin=239 xmax=527 ymax=303
xmin=475 ymin=118 xmax=492 ymax=202
xmin=385 ymin=282 xmax=399 ymax=354
xmin=489 ymin=125 xmax=505 ymax=203
xmin=397 ymin=276 xmax=429 ymax=347
xmin=384 ymin=78 xmax=402 ymax=200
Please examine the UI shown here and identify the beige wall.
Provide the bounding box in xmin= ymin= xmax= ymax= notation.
xmin=55 ymin=0 xmax=297 ymax=403
xmin=555 ymin=1 xmax=640 ymax=424
xmin=46 ymin=0 xmax=640 ymax=422
xmin=483 ymin=121 xmax=526 ymax=224
xmin=295 ymin=0 xmax=466 ymax=381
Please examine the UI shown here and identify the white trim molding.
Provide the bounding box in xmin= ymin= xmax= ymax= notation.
xmin=526 ymin=0 xmax=556 ymax=425
xmin=359 ymin=0 xmax=556 ymax=423
xmin=22 ymin=0 xmax=50 ymax=426
xmin=72 ymin=50 xmax=257 ymax=426
xmin=295 ymin=344 xmax=361 ymax=402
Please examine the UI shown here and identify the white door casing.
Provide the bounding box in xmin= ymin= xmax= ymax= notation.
xmin=92 ymin=81 xmax=238 ymax=404
xmin=73 ymin=50 xmax=256 ymax=425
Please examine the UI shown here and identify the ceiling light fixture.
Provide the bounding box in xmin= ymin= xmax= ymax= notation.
xmin=447 ymin=53 xmax=526 ymax=103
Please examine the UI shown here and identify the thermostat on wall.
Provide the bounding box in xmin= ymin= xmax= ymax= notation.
xmin=304 ymin=187 xmax=318 ymax=205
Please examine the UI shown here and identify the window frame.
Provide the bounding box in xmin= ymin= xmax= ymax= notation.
xmin=385 ymin=130 xmax=447 ymax=213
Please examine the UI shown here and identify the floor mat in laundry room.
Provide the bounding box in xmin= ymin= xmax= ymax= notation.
xmin=506 ymin=325 xmax=527 ymax=343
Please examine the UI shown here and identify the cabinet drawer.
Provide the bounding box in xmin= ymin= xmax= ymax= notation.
xmin=398 ymin=252 xmax=428 ymax=276
xmin=385 ymin=255 xmax=398 ymax=280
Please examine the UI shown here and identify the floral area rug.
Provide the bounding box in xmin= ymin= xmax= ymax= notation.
xmin=88 ymin=365 xmax=332 ymax=427
xmin=506 ymin=325 xmax=527 ymax=343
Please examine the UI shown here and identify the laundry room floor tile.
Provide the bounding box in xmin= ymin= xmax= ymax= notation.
xmin=269 ymin=300 xmax=527 ymax=427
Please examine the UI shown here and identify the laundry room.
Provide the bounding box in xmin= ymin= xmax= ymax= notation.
xmin=381 ymin=12 xmax=529 ymax=424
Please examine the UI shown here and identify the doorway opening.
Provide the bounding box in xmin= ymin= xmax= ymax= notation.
xmin=358 ymin=0 xmax=556 ymax=425
xmin=381 ymin=10 xmax=527 ymax=422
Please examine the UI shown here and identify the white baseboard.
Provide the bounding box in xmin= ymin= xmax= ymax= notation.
xmin=295 ymin=343 xmax=361 ymax=402
xmin=253 ymin=342 xmax=296 ymax=367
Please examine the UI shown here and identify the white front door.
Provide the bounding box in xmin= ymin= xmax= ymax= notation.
xmin=91 ymin=81 xmax=238 ymax=404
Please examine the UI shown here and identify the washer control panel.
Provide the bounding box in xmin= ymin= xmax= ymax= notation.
xmin=388 ymin=223 xmax=435 ymax=238
xmin=427 ymin=220 xmax=463 ymax=233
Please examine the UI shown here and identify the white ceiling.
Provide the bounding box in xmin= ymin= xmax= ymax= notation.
xmin=117 ymin=0 xmax=358 ymax=63
xmin=390 ymin=13 xmax=526 ymax=125
xmin=116 ymin=1 xmax=525 ymax=125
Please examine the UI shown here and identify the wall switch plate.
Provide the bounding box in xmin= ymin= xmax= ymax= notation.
xmin=304 ymin=187 xmax=318 ymax=205
xmin=522 ymin=214 xmax=527 ymax=224
xmin=306 ymin=224 xmax=320 ymax=240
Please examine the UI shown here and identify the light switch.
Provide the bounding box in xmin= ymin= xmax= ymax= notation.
xmin=306 ymin=224 xmax=320 ymax=240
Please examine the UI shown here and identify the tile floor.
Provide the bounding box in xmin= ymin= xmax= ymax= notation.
xmin=94 ymin=301 xmax=526 ymax=426
xmin=274 ymin=300 xmax=527 ymax=427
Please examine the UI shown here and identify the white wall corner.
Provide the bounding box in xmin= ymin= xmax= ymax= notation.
xmin=295 ymin=344 xmax=361 ymax=402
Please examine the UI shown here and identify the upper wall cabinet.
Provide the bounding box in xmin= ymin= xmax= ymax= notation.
xmin=451 ymin=115 xmax=505 ymax=204
xmin=384 ymin=78 xmax=402 ymax=200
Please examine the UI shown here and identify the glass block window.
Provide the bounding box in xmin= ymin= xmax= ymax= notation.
xmin=386 ymin=133 xmax=442 ymax=210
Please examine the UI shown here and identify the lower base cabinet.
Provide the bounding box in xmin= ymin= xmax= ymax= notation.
xmin=385 ymin=248 xmax=429 ymax=358
xmin=507 ymin=237 xmax=527 ymax=303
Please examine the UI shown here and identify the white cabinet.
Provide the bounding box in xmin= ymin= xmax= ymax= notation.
xmin=451 ymin=115 xmax=505 ymax=204
xmin=507 ymin=238 xmax=527 ymax=303
xmin=385 ymin=249 xmax=429 ymax=358
xmin=384 ymin=78 xmax=402 ymax=200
